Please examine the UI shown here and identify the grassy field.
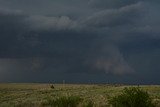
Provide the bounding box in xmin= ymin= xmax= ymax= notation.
xmin=0 ymin=83 xmax=160 ymax=107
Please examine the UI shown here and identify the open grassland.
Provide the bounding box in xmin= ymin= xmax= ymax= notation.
xmin=0 ymin=83 xmax=160 ymax=107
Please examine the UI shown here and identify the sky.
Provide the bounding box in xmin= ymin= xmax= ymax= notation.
xmin=0 ymin=0 xmax=160 ymax=84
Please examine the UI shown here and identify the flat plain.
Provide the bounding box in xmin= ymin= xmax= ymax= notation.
xmin=0 ymin=83 xmax=160 ymax=107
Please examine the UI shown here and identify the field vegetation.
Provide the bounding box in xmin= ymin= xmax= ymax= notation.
xmin=0 ymin=84 xmax=160 ymax=107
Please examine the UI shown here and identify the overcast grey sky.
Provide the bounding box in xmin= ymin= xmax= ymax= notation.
xmin=0 ymin=0 xmax=160 ymax=84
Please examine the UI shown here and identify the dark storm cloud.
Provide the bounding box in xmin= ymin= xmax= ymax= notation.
xmin=26 ymin=15 xmax=78 ymax=31
xmin=88 ymin=0 xmax=139 ymax=9
xmin=0 ymin=0 xmax=92 ymax=17
xmin=84 ymin=2 xmax=145 ymax=28
xmin=88 ymin=0 xmax=160 ymax=9
xmin=0 ymin=0 xmax=160 ymax=83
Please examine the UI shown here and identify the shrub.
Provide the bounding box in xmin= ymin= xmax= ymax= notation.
xmin=109 ymin=87 xmax=155 ymax=107
xmin=43 ymin=96 xmax=82 ymax=107
xmin=50 ymin=85 xmax=54 ymax=89
xmin=83 ymin=100 xmax=94 ymax=107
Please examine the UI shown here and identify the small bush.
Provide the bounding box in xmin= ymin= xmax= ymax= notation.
xmin=109 ymin=87 xmax=155 ymax=107
xmin=83 ymin=100 xmax=94 ymax=107
xmin=43 ymin=96 xmax=82 ymax=107
xmin=50 ymin=85 xmax=54 ymax=89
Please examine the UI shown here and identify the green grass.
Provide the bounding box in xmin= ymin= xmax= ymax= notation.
xmin=109 ymin=87 xmax=155 ymax=107
xmin=0 ymin=84 xmax=160 ymax=107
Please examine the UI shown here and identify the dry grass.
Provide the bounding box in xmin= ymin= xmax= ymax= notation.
xmin=0 ymin=84 xmax=160 ymax=107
